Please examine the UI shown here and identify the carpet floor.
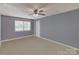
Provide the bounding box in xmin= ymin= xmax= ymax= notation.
xmin=0 ymin=36 xmax=78 ymax=55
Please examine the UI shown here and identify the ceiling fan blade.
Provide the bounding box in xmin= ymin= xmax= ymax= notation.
xmin=30 ymin=3 xmax=51 ymax=10
xmin=25 ymin=8 xmax=34 ymax=11
xmin=39 ymin=10 xmax=44 ymax=12
xmin=38 ymin=13 xmax=46 ymax=16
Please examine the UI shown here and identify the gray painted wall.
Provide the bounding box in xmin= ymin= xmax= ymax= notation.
xmin=1 ymin=15 xmax=34 ymax=40
xmin=0 ymin=15 xmax=1 ymax=40
xmin=39 ymin=9 xmax=79 ymax=48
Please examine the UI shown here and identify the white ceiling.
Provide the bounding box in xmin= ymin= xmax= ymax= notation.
xmin=0 ymin=3 xmax=79 ymax=19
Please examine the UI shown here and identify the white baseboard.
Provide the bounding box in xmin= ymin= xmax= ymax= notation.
xmin=1 ymin=35 xmax=34 ymax=43
xmin=38 ymin=36 xmax=79 ymax=50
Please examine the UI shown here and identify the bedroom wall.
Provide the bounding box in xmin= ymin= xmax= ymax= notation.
xmin=1 ymin=15 xmax=34 ymax=40
xmin=39 ymin=9 xmax=79 ymax=48
xmin=0 ymin=15 xmax=1 ymax=40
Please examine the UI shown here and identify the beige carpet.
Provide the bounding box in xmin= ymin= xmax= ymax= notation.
xmin=0 ymin=36 xmax=78 ymax=55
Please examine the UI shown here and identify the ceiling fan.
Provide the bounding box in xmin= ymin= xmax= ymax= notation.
xmin=30 ymin=8 xmax=46 ymax=16
xmin=26 ymin=3 xmax=52 ymax=17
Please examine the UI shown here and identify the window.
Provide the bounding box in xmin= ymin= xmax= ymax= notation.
xmin=24 ymin=22 xmax=31 ymax=31
xmin=15 ymin=21 xmax=23 ymax=31
xmin=15 ymin=20 xmax=31 ymax=32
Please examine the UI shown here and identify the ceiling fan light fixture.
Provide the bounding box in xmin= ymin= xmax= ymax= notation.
xmin=33 ymin=14 xmax=39 ymax=17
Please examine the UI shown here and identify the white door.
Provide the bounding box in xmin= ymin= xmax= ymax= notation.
xmin=36 ymin=20 xmax=40 ymax=37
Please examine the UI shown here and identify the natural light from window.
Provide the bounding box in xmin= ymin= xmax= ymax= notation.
xmin=15 ymin=20 xmax=31 ymax=32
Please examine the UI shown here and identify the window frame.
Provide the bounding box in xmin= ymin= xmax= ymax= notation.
xmin=15 ymin=20 xmax=31 ymax=32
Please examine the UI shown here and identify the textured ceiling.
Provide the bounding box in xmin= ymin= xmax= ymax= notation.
xmin=0 ymin=3 xmax=79 ymax=19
